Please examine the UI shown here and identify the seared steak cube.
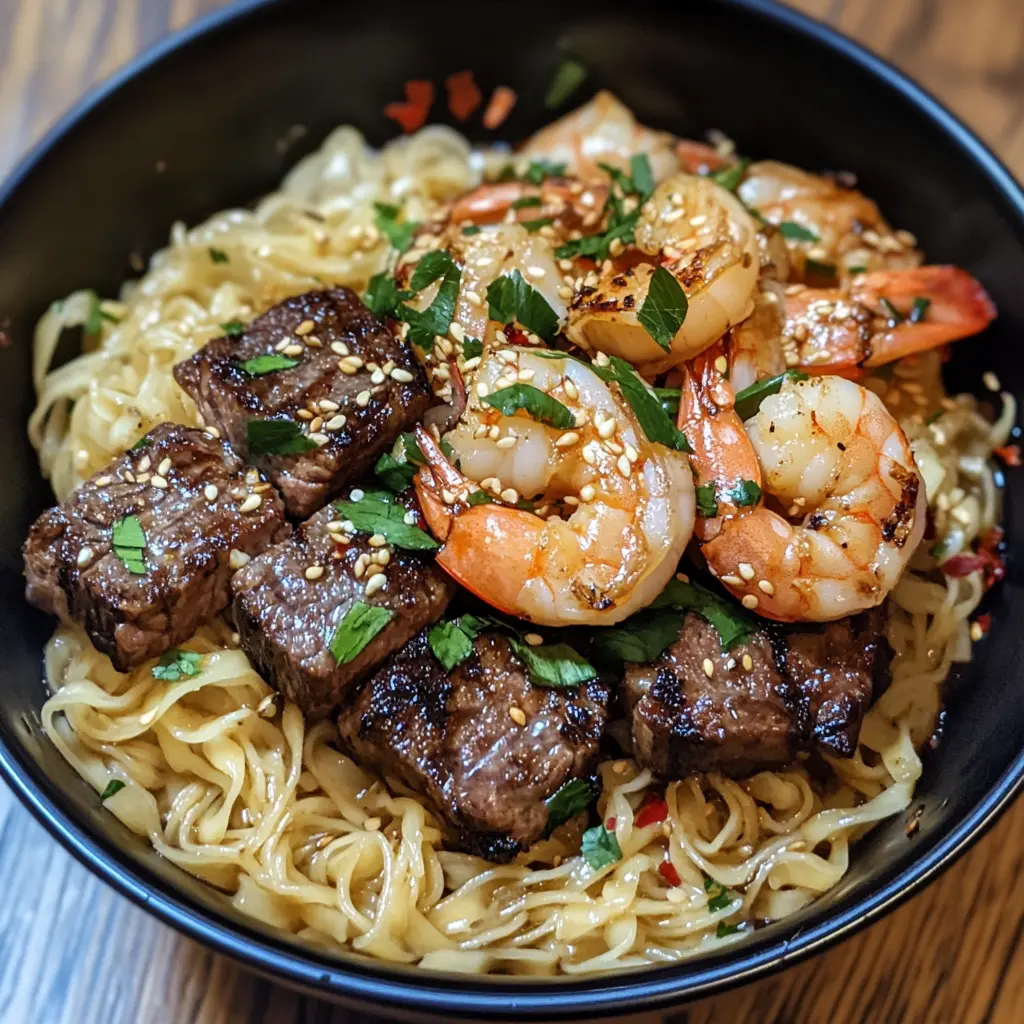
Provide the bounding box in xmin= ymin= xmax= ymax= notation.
xmin=337 ymin=630 xmax=610 ymax=862
xmin=624 ymin=609 xmax=891 ymax=778
xmin=23 ymin=423 xmax=288 ymax=672
xmin=174 ymin=288 xmax=433 ymax=518
xmin=231 ymin=499 xmax=454 ymax=717
xmin=783 ymin=607 xmax=890 ymax=757
xmin=624 ymin=613 xmax=801 ymax=778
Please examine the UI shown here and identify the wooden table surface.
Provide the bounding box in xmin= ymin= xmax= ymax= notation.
xmin=1 ymin=1 xmax=1022 ymax=1021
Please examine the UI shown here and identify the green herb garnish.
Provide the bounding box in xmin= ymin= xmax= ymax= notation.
xmin=716 ymin=922 xmax=742 ymax=938
xmin=100 ymin=780 xmax=126 ymax=801
xmin=246 ymin=419 xmax=318 ymax=455
xmin=546 ymin=777 xmax=600 ymax=831
xmin=462 ymin=224 xmax=482 ymax=236
xmin=486 ymin=270 xmax=560 ymax=341
xmin=695 ymin=482 xmax=719 ymax=519
xmin=523 ymin=160 xmax=567 ymax=186
xmin=652 ymin=577 xmax=756 ymax=651
xmin=804 ymin=257 xmax=837 ymax=282
xmin=848 ymin=264 xmax=868 ymax=275
xmin=545 ymin=58 xmax=587 ymax=109
xmin=111 ymin=515 xmax=147 ymax=575
xmin=591 ymin=356 xmax=691 ymax=452
xmin=727 ymin=479 xmax=762 ymax=506
xmin=591 ymin=607 xmax=689 ymax=664
xmin=909 ymin=296 xmax=931 ymax=324
xmin=333 ymin=490 xmax=438 ymax=551
xmin=373 ymin=452 xmax=416 ymax=492
xmin=427 ymin=615 xmax=484 ymax=672
xmin=220 ymin=319 xmax=245 ymax=338
xmin=705 ymin=876 xmax=734 ymax=913
xmin=708 ymin=157 xmax=751 ymax=193
xmin=130 ymin=437 xmax=150 ymax=450
xmin=521 ymin=216 xmax=554 ymax=233
xmin=236 ymin=354 xmax=299 ymax=376
xmin=84 ymin=291 xmax=118 ymax=334
xmin=879 ymin=296 xmax=904 ymax=323
xmin=329 ymin=602 xmax=394 ymax=665
xmin=638 ymin=266 xmax=688 ymax=351
xmin=655 ymin=386 xmax=681 ymax=417
xmin=399 ymin=251 xmax=462 ymax=350
xmin=152 ymin=649 xmax=204 ymax=681
xmin=508 ymin=636 xmax=597 ymax=688
xmin=778 ymin=221 xmax=819 ymax=242
xmin=467 ymin=490 xmax=494 ymax=505
xmin=733 ymin=369 xmax=809 ymax=421
xmin=511 ymin=195 xmax=542 ymax=210
xmin=483 ymin=383 xmax=574 ymax=429
xmin=580 ymin=823 xmax=622 ymax=870
xmin=462 ymin=336 xmax=483 ymax=360
xmin=208 ymin=247 xmax=229 ymax=264
xmin=373 ymin=201 xmax=420 ymax=254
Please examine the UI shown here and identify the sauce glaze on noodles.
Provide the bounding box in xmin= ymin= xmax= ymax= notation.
xmin=30 ymin=125 xmax=1010 ymax=974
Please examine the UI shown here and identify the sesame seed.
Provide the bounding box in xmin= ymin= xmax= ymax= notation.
xmin=580 ymin=484 xmax=596 ymax=502
xmin=741 ymin=594 xmax=760 ymax=610
xmin=488 ymin=425 xmax=500 ymax=440
xmin=340 ymin=356 xmax=364 ymax=373
xmin=509 ymin=706 xmax=527 ymax=726
xmin=296 ymin=409 xmax=313 ymax=420
xmin=758 ymin=579 xmax=775 ymax=595
xmin=714 ymin=355 xmax=728 ymax=374
xmin=496 ymin=435 xmax=518 ymax=449
xmin=476 ymin=382 xmax=490 ymax=398
xmin=527 ymin=266 xmax=546 ymax=280
xmin=295 ymin=319 xmax=315 ymax=336
xmin=625 ymin=443 xmax=639 ymax=463
xmin=239 ymin=494 xmax=262 ymax=513
xmin=970 ymin=621 xmax=984 ymax=642
xmin=135 ymin=472 xmax=151 ymax=484
xmin=598 ymin=417 xmax=617 ymax=439
xmin=283 ymin=344 xmax=304 ymax=357
xmin=305 ymin=565 xmax=324 ymax=580
xmin=524 ymin=633 xmax=544 ymax=646
xmin=517 ymin=368 xmax=535 ymax=382
xmin=558 ymin=285 xmax=574 ymax=300
xmin=325 ymin=415 xmax=347 ymax=431
xmin=309 ymin=433 xmax=329 ymax=446
xmin=617 ymin=454 xmax=631 ymax=476
xmin=364 ymin=574 xmax=386 ymax=597
xmin=441 ymin=488 xmax=457 ymax=504
xmin=742 ymin=654 xmax=754 ymax=671
xmin=319 ymin=399 xmax=340 ymax=412
xmin=137 ymin=455 xmax=152 ymax=473
xmin=702 ymin=658 xmax=715 ymax=678
xmin=564 ymin=379 xmax=579 ymax=400
xmin=582 ymin=443 xmax=598 ymax=466
xmin=690 ymin=213 xmax=708 ymax=226
xmin=594 ymin=351 xmax=610 ymax=367
xmin=203 ymin=484 xmax=219 ymax=502
xmin=465 ymin=290 xmax=482 ymax=307
xmin=377 ymin=549 xmax=391 ymax=566
xmin=275 ymin=340 xmax=290 ymax=352
xmin=256 ymin=693 xmax=277 ymax=717
xmin=563 ymin=495 xmax=579 ymax=506
xmin=480 ymin=477 xmax=498 ymax=492
xmin=403 ymin=510 xmax=417 ymax=525
xmin=157 ymin=458 xmax=172 ymax=477
xmin=310 ymin=416 xmax=324 ymax=433
xmin=363 ymin=816 xmax=382 ymax=831
xmin=151 ymin=475 xmax=168 ymax=489
xmin=721 ymin=574 xmax=743 ymax=586
xmin=76 ymin=546 xmax=94 ymax=567
xmin=463 ymin=356 xmax=482 ymax=371
xmin=355 ymin=390 xmax=371 ymax=407
xmin=331 ymin=341 xmax=350 ymax=356
xmin=983 ymin=371 xmax=1001 ymax=392
xmin=556 ymin=431 xmax=580 ymax=447
xmin=229 ymin=549 xmax=250 ymax=569
xmin=738 ymin=562 xmax=755 ymax=581
xmin=370 ymin=369 xmax=386 ymax=385
xmin=449 ymin=322 xmax=466 ymax=344
xmin=368 ymin=533 xmax=387 ymax=547
xmin=501 ymin=488 xmax=519 ymax=504
xmin=95 ymin=475 xmax=112 ymax=487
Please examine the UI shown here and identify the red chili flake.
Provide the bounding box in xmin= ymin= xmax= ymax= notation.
xmin=445 ymin=71 xmax=482 ymax=122
xmin=976 ymin=613 xmax=992 ymax=634
xmin=994 ymin=445 xmax=1022 ymax=467
xmin=942 ymin=527 xmax=1006 ymax=590
xmin=502 ymin=325 xmax=533 ymax=346
xmin=482 ymin=85 xmax=517 ymax=130
xmin=658 ymin=860 xmax=681 ymax=887
xmin=384 ymin=80 xmax=435 ymax=134
xmin=605 ymin=817 xmax=616 ymax=830
xmin=634 ymin=795 xmax=669 ymax=828
xmin=941 ymin=553 xmax=987 ymax=577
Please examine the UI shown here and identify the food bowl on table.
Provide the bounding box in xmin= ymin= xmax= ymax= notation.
xmin=0 ymin=0 xmax=1022 ymax=1018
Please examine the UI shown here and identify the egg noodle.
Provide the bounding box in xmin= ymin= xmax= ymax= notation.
xmin=29 ymin=125 xmax=1010 ymax=974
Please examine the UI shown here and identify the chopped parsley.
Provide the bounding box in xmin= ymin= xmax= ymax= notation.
xmin=111 ymin=515 xmax=147 ymax=575
xmin=580 ymin=823 xmax=622 ymax=870
xmin=462 ymin=336 xmax=483 ymax=360
xmin=130 ymin=437 xmax=150 ymax=450
xmin=778 ymin=221 xmax=819 ymax=242
xmin=399 ymin=250 xmax=462 ymax=350
xmin=373 ymin=201 xmax=420 ymax=254
xmin=879 ymin=296 xmax=904 ymax=323
xmin=544 ymin=58 xmax=587 ymax=109
xmin=804 ymin=257 xmax=837 ymax=283
xmin=521 ymin=216 xmax=554 ymax=232
xmin=84 ymin=291 xmax=119 ymax=334
xmin=652 ymin=577 xmax=756 ymax=650
xmin=236 ymin=354 xmax=299 ymax=376
xmin=716 ymin=922 xmax=742 ymax=938
xmin=485 ymin=269 xmax=560 ymax=341
xmin=152 ymin=649 xmax=204 ymax=681
xmin=523 ymin=160 xmax=567 ymax=185
xmin=511 ymin=195 xmax=542 ymax=210
xmin=364 ymin=272 xmax=413 ymax=321
xmin=427 ymin=615 xmax=484 ymax=671
xmin=333 ymin=490 xmax=438 ymax=551
xmin=733 ymin=370 xmax=809 ymax=421
xmin=591 ymin=607 xmax=691 ymax=664
xmin=727 ymin=479 xmax=762 ymax=506
xmin=482 ymin=383 xmax=575 ymax=429
xmin=695 ymin=482 xmax=719 ymax=519
xmin=707 ymin=157 xmax=751 ymax=193
xmin=329 ymin=602 xmax=394 ymax=665
xmin=638 ymin=266 xmax=688 ymax=350
xmin=909 ymin=296 xmax=931 ymax=323
xmin=546 ymin=777 xmax=600 ymax=831
xmin=100 ymin=780 xmax=126 ymax=801
xmin=220 ymin=319 xmax=245 ymax=338
xmin=461 ymin=224 xmax=482 ymax=236
xmin=705 ymin=875 xmax=734 ymax=913
xmin=246 ymin=419 xmax=318 ymax=455
xmin=208 ymin=247 xmax=229 ymax=264
xmin=655 ymin=386 xmax=681 ymax=417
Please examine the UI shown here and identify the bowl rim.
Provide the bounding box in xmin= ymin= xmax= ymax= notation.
xmin=1 ymin=0 xmax=1023 ymax=1017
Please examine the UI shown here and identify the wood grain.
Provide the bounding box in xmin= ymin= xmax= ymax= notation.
xmin=1 ymin=1 xmax=1022 ymax=1021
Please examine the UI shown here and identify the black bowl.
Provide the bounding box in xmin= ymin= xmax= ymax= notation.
xmin=1 ymin=0 xmax=1022 ymax=1018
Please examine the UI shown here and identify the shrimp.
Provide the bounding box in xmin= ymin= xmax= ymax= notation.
xmin=781 ymin=266 xmax=996 ymax=375
xmin=738 ymin=160 xmax=922 ymax=282
xmin=413 ymin=348 xmax=694 ymax=626
xmin=565 ymin=172 xmax=760 ymax=376
xmin=519 ymin=90 xmax=680 ymax=184
xmin=679 ymin=365 xmax=926 ymax=622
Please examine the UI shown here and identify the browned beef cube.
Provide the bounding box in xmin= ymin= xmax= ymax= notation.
xmin=783 ymin=607 xmax=890 ymax=757
xmin=173 ymin=288 xmax=433 ymax=518
xmin=23 ymin=423 xmax=289 ymax=672
xmin=231 ymin=500 xmax=454 ymax=717
xmin=337 ymin=630 xmax=610 ymax=862
xmin=624 ymin=613 xmax=801 ymax=778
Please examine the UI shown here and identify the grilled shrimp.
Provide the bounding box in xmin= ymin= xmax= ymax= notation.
xmin=737 ymin=160 xmax=923 ymax=282
xmin=413 ymin=348 xmax=694 ymax=626
xmin=679 ymin=362 xmax=925 ymax=621
xmin=519 ymin=90 xmax=680 ymax=184
xmin=781 ymin=266 xmax=996 ymax=374
xmin=565 ymin=172 xmax=760 ymax=376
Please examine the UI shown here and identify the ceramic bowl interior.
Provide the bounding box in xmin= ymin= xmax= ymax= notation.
xmin=0 ymin=0 xmax=1022 ymax=1018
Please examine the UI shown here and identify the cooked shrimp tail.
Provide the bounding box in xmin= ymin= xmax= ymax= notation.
xmin=787 ymin=265 xmax=996 ymax=374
